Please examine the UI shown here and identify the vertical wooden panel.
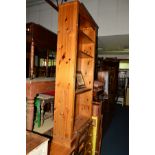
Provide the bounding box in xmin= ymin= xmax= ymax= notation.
xmin=52 ymin=0 xmax=98 ymax=149
xmin=53 ymin=1 xmax=79 ymax=141
xmin=29 ymin=39 xmax=35 ymax=78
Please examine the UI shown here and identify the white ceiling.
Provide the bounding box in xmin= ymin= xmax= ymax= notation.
xmin=26 ymin=0 xmax=67 ymax=7
xmin=98 ymin=34 xmax=129 ymax=51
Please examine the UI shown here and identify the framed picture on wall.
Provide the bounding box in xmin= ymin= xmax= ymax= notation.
xmin=76 ymin=71 xmax=85 ymax=89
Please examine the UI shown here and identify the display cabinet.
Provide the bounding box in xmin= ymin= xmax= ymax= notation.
xmin=53 ymin=0 xmax=98 ymax=150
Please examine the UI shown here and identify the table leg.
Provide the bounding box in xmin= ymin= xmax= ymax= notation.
xmin=26 ymin=98 xmax=34 ymax=131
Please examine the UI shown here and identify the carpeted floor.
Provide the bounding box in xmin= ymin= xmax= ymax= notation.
xmin=100 ymin=104 xmax=129 ymax=155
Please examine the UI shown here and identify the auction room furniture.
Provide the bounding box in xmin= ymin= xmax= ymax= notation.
xmin=34 ymin=93 xmax=54 ymax=127
xmin=26 ymin=23 xmax=57 ymax=131
xmin=92 ymin=102 xmax=103 ymax=155
xmin=97 ymin=58 xmax=119 ymax=133
xmin=26 ymin=131 xmax=49 ymax=155
xmin=52 ymin=0 xmax=98 ymax=154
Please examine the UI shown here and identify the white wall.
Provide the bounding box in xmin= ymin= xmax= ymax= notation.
xmin=82 ymin=0 xmax=129 ymax=36
xmin=26 ymin=0 xmax=129 ymax=36
xmin=26 ymin=2 xmax=58 ymax=33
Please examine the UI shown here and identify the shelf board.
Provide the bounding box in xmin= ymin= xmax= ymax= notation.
xmin=76 ymin=87 xmax=92 ymax=94
xmin=73 ymin=116 xmax=90 ymax=133
xmin=79 ymin=15 xmax=94 ymax=29
xmin=79 ymin=30 xmax=94 ymax=44
xmin=78 ymin=50 xmax=93 ymax=58
xmin=33 ymin=116 xmax=54 ymax=135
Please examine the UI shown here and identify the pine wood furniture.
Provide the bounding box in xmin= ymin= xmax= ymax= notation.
xmin=26 ymin=131 xmax=49 ymax=155
xmin=50 ymin=143 xmax=74 ymax=155
xmin=26 ymin=23 xmax=57 ymax=131
xmin=52 ymin=0 xmax=98 ymax=152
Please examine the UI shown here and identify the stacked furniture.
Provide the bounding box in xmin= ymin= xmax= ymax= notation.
xmin=26 ymin=22 xmax=57 ymax=78
xmin=97 ymin=58 xmax=119 ymax=133
xmin=92 ymin=102 xmax=103 ymax=155
xmin=52 ymin=0 xmax=98 ymax=154
xmin=26 ymin=23 xmax=57 ymax=131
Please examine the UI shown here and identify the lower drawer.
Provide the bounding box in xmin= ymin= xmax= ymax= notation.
xmin=84 ymin=148 xmax=92 ymax=155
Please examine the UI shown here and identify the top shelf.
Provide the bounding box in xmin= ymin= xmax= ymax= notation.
xmin=79 ymin=30 xmax=95 ymax=44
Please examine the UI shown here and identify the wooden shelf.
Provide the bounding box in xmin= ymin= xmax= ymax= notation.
xmin=78 ymin=50 xmax=93 ymax=58
xmin=76 ymin=87 xmax=92 ymax=94
xmin=53 ymin=1 xmax=98 ymax=149
xmin=79 ymin=30 xmax=94 ymax=44
xmin=33 ymin=117 xmax=54 ymax=135
xmin=79 ymin=15 xmax=94 ymax=29
xmin=73 ymin=116 xmax=90 ymax=133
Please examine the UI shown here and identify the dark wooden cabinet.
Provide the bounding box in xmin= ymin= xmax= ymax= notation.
xmin=26 ymin=22 xmax=57 ymax=78
xmin=96 ymin=58 xmax=119 ymax=133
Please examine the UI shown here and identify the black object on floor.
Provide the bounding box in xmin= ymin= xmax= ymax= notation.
xmin=100 ymin=104 xmax=129 ymax=155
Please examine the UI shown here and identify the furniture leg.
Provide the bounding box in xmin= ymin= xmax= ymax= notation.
xmin=29 ymin=39 xmax=35 ymax=79
xmin=26 ymin=98 xmax=34 ymax=131
xmin=34 ymin=98 xmax=41 ymax=127
xmin=41 ymin=100 xmax=45 ymax=126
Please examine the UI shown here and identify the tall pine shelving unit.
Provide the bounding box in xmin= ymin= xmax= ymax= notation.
xmin=52 ymin=0 xmax=98 ymax=152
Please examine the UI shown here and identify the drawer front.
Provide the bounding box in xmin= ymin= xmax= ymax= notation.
xmin=84 ymin=148 xmax=92 ymax=155
xmin=74 ymin=123 xmax=92 ymax=154
xmin=85 ymin=141 xmax=92 ymax=150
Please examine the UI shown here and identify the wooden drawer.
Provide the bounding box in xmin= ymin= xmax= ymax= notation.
xmin=73 ymin=121 xmax=93 ymax=155
xmin=85 ymin=141 xmax=92 ymax=151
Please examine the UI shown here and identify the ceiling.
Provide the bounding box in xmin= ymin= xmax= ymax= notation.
xmin=26 ymin=0 xmax=68 ymax=7
xmin=98 ymin=34 xmax=129 ymax=52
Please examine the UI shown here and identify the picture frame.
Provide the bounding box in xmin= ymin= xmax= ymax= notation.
xmin=76 ymin=71 xmax=86 ymax=89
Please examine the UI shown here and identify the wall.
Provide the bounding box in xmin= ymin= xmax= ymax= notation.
xmin=82 ymin=0 xmax=129 ymax=36
xmin=26 ymin=2 xmax=58 ymax=33
xmin=26 ymin=0 xmax=129 ymax=36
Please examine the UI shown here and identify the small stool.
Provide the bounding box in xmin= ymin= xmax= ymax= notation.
xmin=35 ymin=94 xmax=54 ymax=127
